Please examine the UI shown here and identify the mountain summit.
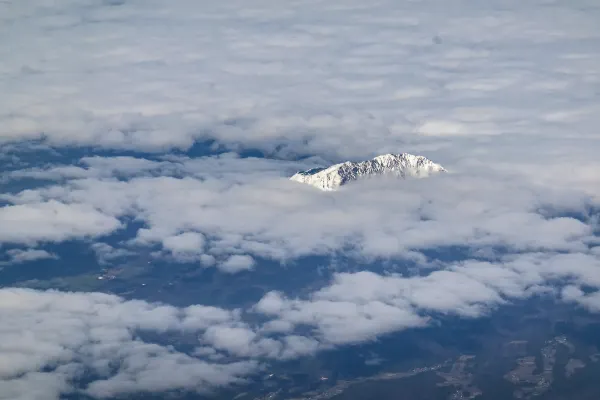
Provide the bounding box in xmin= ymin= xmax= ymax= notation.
xmin=290 ymin=153 xmax=446 ymax=191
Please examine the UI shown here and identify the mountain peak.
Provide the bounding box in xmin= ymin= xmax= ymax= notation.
xmin=290 ymin=153 xmax=446 ymax=191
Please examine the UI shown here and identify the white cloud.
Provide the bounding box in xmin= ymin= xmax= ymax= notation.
xmin=2 ymin=249 xmax=600 ymax=398
xmin=2 ymin=158 xmax=595 ymax=262
xmin=0 ymin=0 xmax=599 ymax=196
xmin=561 ymin=285 xmax=600 ymax=312
xmin=0 ymin=369 xmax=73 ymax=400
xmin=84 ymin=344 xmax=258 ymax=399
xmin=0 ymin=200 xmax=121 ymax=245
xmin=417 ymin=120 xmax=467 ymax=136
xmin=203 ymin=326 xmax=259 ymax=356
xmin=0 ymin=288 xmax=259 ymax=400
xmin=90 ymin=242 xmax=135 ymax=265
xmin=253 ymin=252 xmax=600 ymax=345
xmin=219 ymin=255 xmax=255 ymax=274
xmin=180 ymin=305 xmax=241 ymax=331
xmin=1 ymin=249 xmax=57 ymax=265
xmin=162 ymin=231 xmax=206 ymax=262
xmin=3 ymin=156 xmax=173 ymax=183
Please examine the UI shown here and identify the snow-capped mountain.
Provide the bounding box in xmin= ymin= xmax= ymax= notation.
xmin=290 ymin=153 xmax=446 ymax=191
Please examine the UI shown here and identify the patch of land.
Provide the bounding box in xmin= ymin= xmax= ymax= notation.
xmin=437 ymin=355 xmax=482 ymax=400
xmin=565 ymin=358 xmax=585 ymax=378
xmin=504 ymin=336 xmax=575 ymax=399
xmin=283 ymin=360 xmax=452 ymax=400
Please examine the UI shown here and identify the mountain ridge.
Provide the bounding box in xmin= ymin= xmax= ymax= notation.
xmin=290 ymin=153 xmax=446 ymax=191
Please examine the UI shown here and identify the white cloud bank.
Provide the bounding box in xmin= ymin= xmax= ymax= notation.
xmin=0 ymin=200 xmax=121 ymax=245
xmin=3 ymin=250 xmax=600 ymax=399
xmin=2 ymin=155 xmax=596 ymax=263
xmin=0 ymin=288 xmax=259 ymax=400
xmin=1 ymin=0 xmax=600 ymax=194
xmin=254 ymin=252 xmax=600 ymax=345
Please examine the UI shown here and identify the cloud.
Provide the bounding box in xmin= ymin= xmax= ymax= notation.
xmin=0 ymin=249 xmax=57 ymax=265
xmin=0 ymin=200 xmax=121 ymax=245
xmin=256 ymin=288 xmax=429 ymax=345
xmin=84 ymin=344 xmax=258 ymax=399
xmin=253 ymin=251 xmax=600 ymax=345
xmin=3 ymin=156 xmax=174 ymax=183
xmin=2 ymin=156 xmax=595 ymax=263
xmin=0 ymin=288 xmax=259 ymax=400
xmin=2 ymin=250 xmax=600 ymax=398
xmin=161 ymin=231 xmax=206 ymax=262
xmin=90 ymin=242 xmax=135 ymax=266
xmin=219 ymin=255 xmax=255 ymax=274
xmin=1 ymin=155 xmax=598 ymax=390
xmin=202 ymin=326 xmax=277 ymax=358
xmin=0 ymin=0 xmax=599 ymax=197
xmin=0 ymin=287 xmax=331 ymax=398
xmin=561 ymin=285 xmax=600 ymax=313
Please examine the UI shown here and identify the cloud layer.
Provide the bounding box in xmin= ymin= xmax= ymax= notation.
xmin=1 ymin=0 xmax=600 ymax=194
xmin=2 ymin=155 xmax=596 ymax=263
xmin=2 ymin=0 xmax=600 ymax=399
xmin=3 ymin=250 xmax=600 ymax=399
xmin=0 ymin=288 xmax=259 ymax=400
xmin=1 ymin=153 xmax=598 ymax=399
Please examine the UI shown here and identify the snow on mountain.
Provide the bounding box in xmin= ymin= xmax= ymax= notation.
xmin=290 ymin=153 xmax=446 ymax=191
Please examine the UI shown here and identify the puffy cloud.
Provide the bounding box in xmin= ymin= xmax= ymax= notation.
xmin=2 ymin=157 xmax=595 ymax=263
xmin=162 ymin=231 xmax=206 ymax=262
xmin=253 ymin=252 xmax=600 ymax=345
xmin=204 ymin=326 xmax=260 ymax=356
xmin=256 ymin=283 xmax=428 ymax=345
xmin=90 ymin=242 xmax=136 ymax=266
xmin=560 ymin=285 xmax=600 ymax=312
xmin=163 ymin=232 xmax=205 ymax=252
xmin=0 ymin=288 xmax=258 ymax=400
xmin=3 ymin=156 xmax=173 ymax=183
xmin=219 ymin=255 xmax=255 ymax=274
xmin=2 ymin=250 xmax=600 ymax=398
xmin=0 ymin=369 xmax=73 ymax=400
xmin=181 ymin=305 xmax=241 ymax=331
xmin=0 ymin=200 xmax=121 ymax=245
xmin=84 ymin=344 xmax=258 ymax=399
